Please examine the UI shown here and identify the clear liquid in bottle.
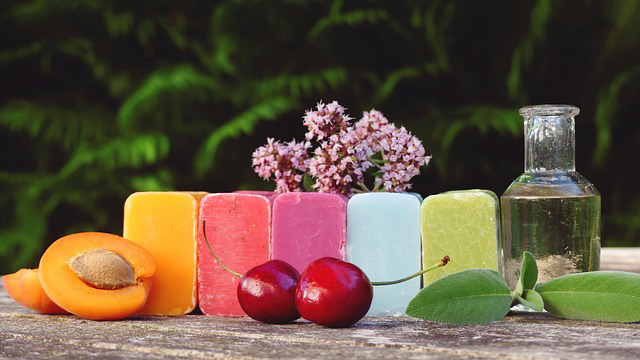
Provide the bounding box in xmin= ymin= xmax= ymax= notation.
xmin=500 ymin=105 xmax=601 ymax=288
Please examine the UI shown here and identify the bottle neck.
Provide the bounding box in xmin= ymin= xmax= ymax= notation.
xmin=522 ymin=106 xmax=577 ymax=173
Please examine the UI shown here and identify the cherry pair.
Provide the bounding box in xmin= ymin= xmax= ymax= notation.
xmin=238 ymin=257 xmax=372 ymax=328
xmin=203 ymin=221 xmax=448 ymax=328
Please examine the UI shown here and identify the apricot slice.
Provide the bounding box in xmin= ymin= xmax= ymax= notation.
xmin=39 ymin=232 xmax=156 ymax=320
xmin=2 ymin=268 xmax=68 ymax=314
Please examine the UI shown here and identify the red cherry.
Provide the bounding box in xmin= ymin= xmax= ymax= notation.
xmin=237 ymin=260 xmax=301 ymax=324
xmin=295 ymin=257 xmax=373 ymax=328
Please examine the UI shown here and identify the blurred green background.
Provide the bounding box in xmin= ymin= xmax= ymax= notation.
xmin=1 ymin=0 xmax=639 ymax=274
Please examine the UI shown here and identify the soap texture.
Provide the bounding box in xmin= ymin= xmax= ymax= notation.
xmin=421 ymin=190 xmax=500 ymax=285
xmin=124 ymin=192 xmax=204 ymax=315
xmin=272 ymin=192 xmax=346 ymax=272
xmin=198 ymin=193 xmax=271 ymax=316
xmin=346 ymin=193 xmax=421 ymax=315
xmin=234 ymin=190 xmax=278 ymax=202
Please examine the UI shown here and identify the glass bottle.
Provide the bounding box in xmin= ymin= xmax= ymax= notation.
xmin=501 ymin=105 xmax=601 ymax=288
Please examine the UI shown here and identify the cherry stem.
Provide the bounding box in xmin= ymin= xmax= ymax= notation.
xmin=202 ymin=220 xmax=243 ymax=278
xmin=371 ymin=256 xmax=450 ymax=286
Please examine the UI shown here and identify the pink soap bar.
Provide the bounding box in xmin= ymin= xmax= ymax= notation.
xmin=272 ymin=192 xmax=347 ymax=272
xmin=198 ymin=193 xmax=272 ymax=316
xmin=234 ymin=190 xmax=278 ymax=202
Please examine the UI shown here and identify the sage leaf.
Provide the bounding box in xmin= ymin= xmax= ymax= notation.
xmin=406 ymin=269 xmax=512 ymax=324
xmin=302 ymin=174 xmax=315 ymax=192
xmin=515 ymin=251 xmax=538 ymax=296
xmin=535 ymin=271 xmax=640 ymax=323
xmin=516 ymin=289 xmax=544 ymax=311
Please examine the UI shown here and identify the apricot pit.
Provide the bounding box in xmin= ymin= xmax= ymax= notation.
xmin=69 ymin=249 xmax=136 ymax=290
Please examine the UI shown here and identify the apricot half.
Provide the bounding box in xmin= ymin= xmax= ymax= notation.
xmin=2 ymin=268 xmax=68 ymax=314
xmin=39 ymin=232 xmax=156 ymax=320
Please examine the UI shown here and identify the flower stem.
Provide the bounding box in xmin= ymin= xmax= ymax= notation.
xmin=358 ymin=182 xmax=371 ymax=192
xmin=371 ymin=256 xmax=450 ymax=286
xmin=372 ymin=181 xmax=382 ymax=192
xmin=202 ymin=220 xmax=243 ymax=278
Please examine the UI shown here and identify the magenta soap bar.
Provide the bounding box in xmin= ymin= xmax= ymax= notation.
xmin=198 ymin=193 xmax=272 ymax=316
xmin=272 ymin=192 xmax=347 ymax=272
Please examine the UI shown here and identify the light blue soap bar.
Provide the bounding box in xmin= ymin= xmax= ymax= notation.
xmin=405 ymin=192 xmax=423 ymax=203
xmin=346 ymin=192 xmax=421 ymax=315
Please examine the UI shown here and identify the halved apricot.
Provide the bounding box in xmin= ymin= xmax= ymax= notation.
xmin=2 ymin=268 xmax=68 ymax=314
xmin=39 ymin=232 xmax=156 ymax=320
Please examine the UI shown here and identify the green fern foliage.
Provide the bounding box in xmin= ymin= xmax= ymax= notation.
xmin=593 ymin=67 xmax=640 ymax=167
xmin=195 ymin=97 xmax=298 ymax=176
xmin=250 ymin=68 xmax=348 ymax=101
xmin=0 ymin=189 xmax=48 ymax=272
xmin=59 ymin=134 xmax=170 ymax=178
xmin=309 ymin=1 xmax=393 ymax=40
xmin=438 ymin=106 xmax=522 ymax=155
xmin=118 ymin=66 xmax=219 ymax=131
xmin=0 ymin=101 xmax=112 ymax=150
xmin=507 ymin=0 xmax=551 ymax=101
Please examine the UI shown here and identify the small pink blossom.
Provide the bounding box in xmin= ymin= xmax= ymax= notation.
xmin=303 ymin=101 xmax=352 ymax=141
xmin=377 ymin=126 xmax=430 ymax=192
xmin=252 ymin=138 xmax=311 ymax=193
xmin=308 ymin=129 xmax=373 ymax=196
xmin=354 ymin=109 xmax=395 ymax=153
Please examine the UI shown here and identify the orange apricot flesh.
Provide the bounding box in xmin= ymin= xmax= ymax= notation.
xmin=2 ymin=268 xmax=68 ymax=314
xmin=39 ymin=232 xmax=156 ymax=320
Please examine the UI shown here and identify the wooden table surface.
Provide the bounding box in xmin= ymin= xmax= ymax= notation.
xmin=2 ymin=248 xmax=640 ymax=359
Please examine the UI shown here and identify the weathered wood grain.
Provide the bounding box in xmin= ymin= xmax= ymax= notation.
xmin=1 ymin=248 xmax=639 ymax=359
xmin=600 ymin=247 xmax=640 ymax=273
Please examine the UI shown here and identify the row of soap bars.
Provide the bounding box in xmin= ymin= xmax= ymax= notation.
xmin=123 ymin=190 xmax=500 ymax=317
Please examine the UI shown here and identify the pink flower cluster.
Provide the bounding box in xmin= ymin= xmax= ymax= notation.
xmin=252 ymin=101 xmax=430 ymax=195
xmin=354 ymin=109 xmax=393 ymax=152
xmin=251 ymin=138 xmax=311 ymax=193
xmin=303 ymin=101 xmax=352 ymax=141
xmin=378 ymin=126 xmax=431 ymax=192
xmin=308 ymin=129 xmax=373 ymax=195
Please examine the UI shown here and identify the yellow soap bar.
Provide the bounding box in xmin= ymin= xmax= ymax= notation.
xmin=124 ymin=191 xmax=206 ymax=315
xmin=421 ymin=190 xmax=501 ymax=286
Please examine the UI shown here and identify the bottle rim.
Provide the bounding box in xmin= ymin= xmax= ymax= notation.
xmin=519 ymin=104 xmax=580 ymax=117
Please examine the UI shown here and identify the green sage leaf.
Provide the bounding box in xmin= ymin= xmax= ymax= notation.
xmin=515 ymin=251 xmax=538 ymax=296
xmin=406 ymin=269 xmax=512 ymax=324
xmin=536 ymin=271 xmax=640 ymax=323
xmin=302 ymin=174 xmax=315 ymax=192
xmin=516 ymin=289 xmax=544 ymax=311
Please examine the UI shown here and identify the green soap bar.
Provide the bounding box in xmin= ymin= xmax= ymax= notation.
xmin=421 ymin=189 xmax=501 ymax=285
